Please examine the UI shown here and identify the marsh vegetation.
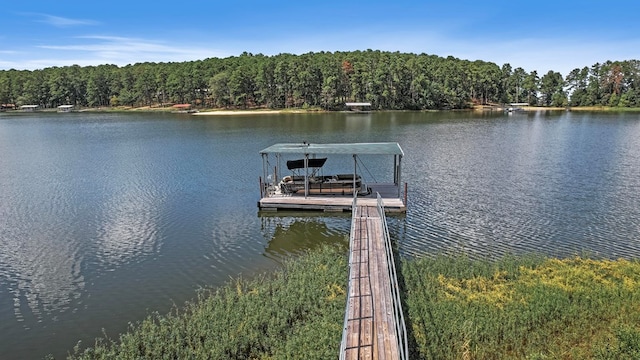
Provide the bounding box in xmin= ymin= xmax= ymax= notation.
xmin=64 ymin=246 xmax=640 ymax=359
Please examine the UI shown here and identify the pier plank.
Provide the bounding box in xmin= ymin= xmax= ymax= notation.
xmin=342 ymin=205 xmax=401 ymax=360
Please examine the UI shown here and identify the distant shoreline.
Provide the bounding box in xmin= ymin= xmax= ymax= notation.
xmin=474 ymin=105 xmax=640 ymax=112
xmin=186 ymin=106 xmax=640 ymax=114
xmin=4 ymin=105 xmax=640 ymax=115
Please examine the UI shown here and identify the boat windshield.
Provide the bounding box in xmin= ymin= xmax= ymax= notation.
xmin=286 ymin=158 xmax=327 ymax=170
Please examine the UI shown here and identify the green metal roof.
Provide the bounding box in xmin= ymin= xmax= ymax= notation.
xmin=259 ymin=142 xmax=404 ymax=156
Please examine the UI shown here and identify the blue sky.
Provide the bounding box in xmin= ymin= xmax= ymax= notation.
xmin=2 ymin=0 xmax=639 ymax=76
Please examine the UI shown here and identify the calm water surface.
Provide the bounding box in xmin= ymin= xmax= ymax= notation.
xmin=1 ymin=111 xmax=639 ymax=358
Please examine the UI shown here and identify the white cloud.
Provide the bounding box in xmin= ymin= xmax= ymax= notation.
xmin=0 ymin=35 xmax=230 ymax=69
xmin=42 ymin=35 xmax=198 ymax=54
xmin=24 ymin=13 xmax=100 ymax=27
xmin=3 ymin=26 xmax=639 ymax=74
xmin=42 ymin=35 xmax=228 ymax=63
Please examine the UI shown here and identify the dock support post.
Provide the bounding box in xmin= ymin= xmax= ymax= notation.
xmin=353 ymin=154 xmax=357 ymax=198
xmin=261 ymin=154 xmax=268 ymax=197
xmin=404 ymin=182 xmax=408 ymax=206
xmin=394 ymin=155 xmax=397 ymax=184
xmin=304 ymin=154 xmax=309 ymax=198
xmin=397 ymin=155 xmax=403 ymax=198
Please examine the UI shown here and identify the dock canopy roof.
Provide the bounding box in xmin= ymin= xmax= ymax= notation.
xmin=260 ymin=142 xmax=404 ymax=156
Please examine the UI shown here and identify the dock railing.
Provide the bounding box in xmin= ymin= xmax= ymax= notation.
xmin=376 ymin=193 xmax=409 ymax=360
xmin=339 ymin=196 xmax=358 ymax=360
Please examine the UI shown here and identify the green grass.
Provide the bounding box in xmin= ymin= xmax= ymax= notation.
xmin=403 ymin=254 xmax=640 ymax=359
xmin=62 ymin=248 xmax=640 ymax=359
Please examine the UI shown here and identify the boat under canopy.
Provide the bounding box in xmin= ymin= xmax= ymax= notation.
xmin=258 ymin=142 xmax=406 ymax=212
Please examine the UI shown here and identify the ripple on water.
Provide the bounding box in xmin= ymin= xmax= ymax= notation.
xmin=0 ymin=199 xmax=85 ymax=325
xmin=3 ymin=111 xmax=640 ymax=360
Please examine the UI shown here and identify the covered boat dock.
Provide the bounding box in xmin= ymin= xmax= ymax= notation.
xmin=258 ymin=142 xmax=406 ymax=212
xmin=345 ymin=102 xmax=372 ymax=112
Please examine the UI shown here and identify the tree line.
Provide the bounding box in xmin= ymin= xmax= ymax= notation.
xmin=1 ymin=50 xmax=639 ymax=110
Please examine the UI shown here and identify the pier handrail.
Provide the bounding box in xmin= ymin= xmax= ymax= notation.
xmin=339 ymin=197 xmax=358 ymax=360
xmin=376 ymin=193 xmax=409 ymax=360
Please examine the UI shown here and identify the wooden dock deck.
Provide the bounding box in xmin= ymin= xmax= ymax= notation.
xmin=258 ymin=184 xmax=406 ymax=213
xmin=340 ymin=203 xmax=407 ymax=360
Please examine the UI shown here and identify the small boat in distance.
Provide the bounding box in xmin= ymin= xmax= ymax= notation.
xmin=171 ymin=104 xmax=198 ymax=113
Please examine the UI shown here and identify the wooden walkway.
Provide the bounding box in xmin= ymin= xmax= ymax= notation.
xmin=340 ymin=204 xmax=405 ymax=360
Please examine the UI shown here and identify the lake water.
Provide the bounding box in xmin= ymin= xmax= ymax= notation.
xmin=1 ymin=110 xmax=639 ymax=359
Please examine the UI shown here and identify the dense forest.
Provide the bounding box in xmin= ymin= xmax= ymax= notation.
xmin=1 ymin=50 xmax=639 ymax=110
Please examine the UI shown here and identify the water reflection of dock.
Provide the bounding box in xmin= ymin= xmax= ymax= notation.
xmin=260 ymin=215 xmax=349 ymax=260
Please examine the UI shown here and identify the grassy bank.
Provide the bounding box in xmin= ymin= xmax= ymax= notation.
xmin=403 ymin=255 xmax=640 ymax=359
xmin=63 ymin=248 xmax=640 ymax=359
